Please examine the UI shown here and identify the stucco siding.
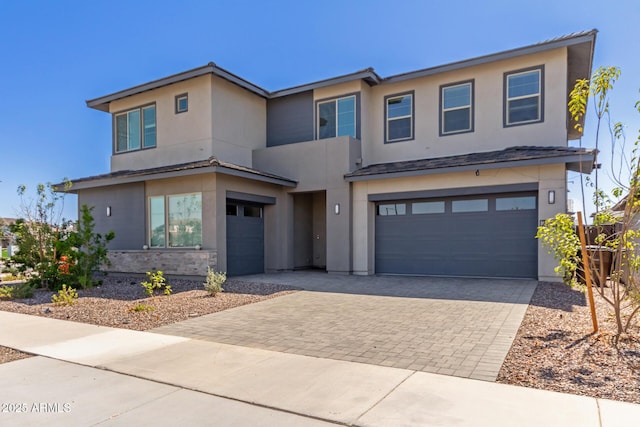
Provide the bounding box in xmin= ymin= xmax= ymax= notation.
xmin=267 ymin=91 xmax=314 ymax=146
xmin=77 ymin=183 xmax=145 ymax=250
xmin=363 ymin=47 xmax=569 ymax=166
xmin=211 ymin=75 xmax=267 ymax=167
xmin=110 ymin=75 xmax=214 ymax=172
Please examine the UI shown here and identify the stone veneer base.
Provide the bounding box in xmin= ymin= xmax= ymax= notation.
xmin=107 ymin=250 xmax=217 ymax=276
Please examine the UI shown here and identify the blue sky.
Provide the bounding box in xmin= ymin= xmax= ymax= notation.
xmin=1 ymin=0 xmax=639 ymax=220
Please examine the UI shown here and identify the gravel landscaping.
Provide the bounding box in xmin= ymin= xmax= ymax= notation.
xmin=0 ymin=277 xmax=638 ymax=404
xmin=497 ymin=281 xmax=640 ymax=404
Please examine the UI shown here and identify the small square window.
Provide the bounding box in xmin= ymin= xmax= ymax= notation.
xmin=176 ymin=94 xmax=188 ymax=114
xmin=226 ymin=204 xmax=238 ymax=216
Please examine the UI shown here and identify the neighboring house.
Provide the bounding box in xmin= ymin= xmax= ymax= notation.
xmin=62 ymin=30 xmax=597 ymax=281
xmin=0 ymin=218 xmax=16 ymax=249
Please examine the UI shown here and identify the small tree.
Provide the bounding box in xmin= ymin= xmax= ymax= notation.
xmin=539 ymin=66 xmax=640 ymax=335
xmin=68 ymin=205 xmax=115 ymax=288
xmin=9 ymin=181 xmax=73 ymax=289
xmin=9 ymin=183 xmax=115 ymax=290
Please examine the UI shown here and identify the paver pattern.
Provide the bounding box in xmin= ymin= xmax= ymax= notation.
xmin=154 ymin=272 xmax=536 ymax=380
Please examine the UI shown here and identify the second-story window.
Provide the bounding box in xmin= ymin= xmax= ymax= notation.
xmin=317 ymin=95 xmax=356 ymax=139
xmin=115 ymin=104 xmax=156 ymax=153
xmin=440 ymin=81 xmax=473 ymax=135
xmin=504 ymin=66 xmax=543 ymax=126
xmin=385 ymin=92 xmax=414 ymax=143
xmin=175 ymin=94 xmax=188 ymax=114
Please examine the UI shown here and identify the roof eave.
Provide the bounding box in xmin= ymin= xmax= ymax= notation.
xmin=56 ymin=165 xmax=297 ymax=192
xmin=383 ymin=30 xmax=598 ymax=85
xmin=86 ymin=63 xmax=270 ymax=112
xmin=344 ymin=153 xmax=596 ymax=182
xmin=269 ymin=69 xmax=382 ymax=98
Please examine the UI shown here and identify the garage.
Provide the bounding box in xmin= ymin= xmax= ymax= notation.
xmin=226 ymin=201 xmax=264 ymax=276
xmin=375 ymin=192 xmax=538 ymax=278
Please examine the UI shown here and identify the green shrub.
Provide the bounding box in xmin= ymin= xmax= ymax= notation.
xmin=51 ymin=284 xmax=78 ymax=306
xmin=0 ymin=283 xmax=34 ymax=300
xmin=141 ymin=271 xmax=172 ymax=297
xmin=204 ymin=267 xmax=226 ymax=296
xmin=130 ymin=303 xmax=155 ymax=312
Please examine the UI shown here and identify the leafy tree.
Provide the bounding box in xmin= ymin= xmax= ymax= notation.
xmin=539 ymin=66 xmax=640 ymax=335
xmin=10 ymin=182 xmax=115 ymax=290
xmin=9 ymin=181 xmax=73 ymax=289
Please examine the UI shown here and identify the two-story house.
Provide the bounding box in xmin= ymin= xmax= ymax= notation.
xmin=64 ymin=30 xmax=597 ymax=282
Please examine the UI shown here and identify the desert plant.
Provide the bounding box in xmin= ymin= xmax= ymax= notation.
xmin=204 ymin=267 xmax=226 ymax=296
xmin=0 ymin=283 xmax=35 ymax=300
xmin=141 ymin=270 xmax=172 ymax=296
xmin=130 ymin=303 xmax=155 ymax=312
xmin=51 ymin=284 xmax=78 ymax=306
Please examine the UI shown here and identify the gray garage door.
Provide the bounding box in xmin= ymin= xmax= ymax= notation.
xmin=375 ymin=192 xmax=538 ymax=278
xmin=226 ymin=202 xmax=264 ymax=276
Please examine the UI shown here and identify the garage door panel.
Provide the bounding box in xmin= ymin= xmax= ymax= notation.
xmin=227 ymin=206 xmax=264 ymax=276
xmin=375 ymin=193 xmax=537 ymax=278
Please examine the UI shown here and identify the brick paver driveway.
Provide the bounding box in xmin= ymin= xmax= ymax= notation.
xmin=153 ymin=272 xmax=536 ymax=381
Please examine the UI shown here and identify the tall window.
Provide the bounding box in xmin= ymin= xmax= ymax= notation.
xmin=385 ymin=92 xmax=413 ymax=143
xmin=115 ymin=105 xmax=156 ymax=152
xmin=317 ymin=95 xmax=356 ymax=139
xmin=441 ymin=81 xmax=473 ymax=135
xmin=149 ymin=193 xmax=202 ymax=248
xmin=504 ymin=67 xmax=543 ymax=126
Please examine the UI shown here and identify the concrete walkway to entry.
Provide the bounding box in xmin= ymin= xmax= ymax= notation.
xmin=1 ymin=310 xmax=639 ymax=426
xmin=155 ymin=272 xmax=535 ymax=380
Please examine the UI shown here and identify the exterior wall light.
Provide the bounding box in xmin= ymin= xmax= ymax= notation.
xmin=106 ymin=206 xmax=112 ymax=217
xmin=142 ymin=245 xmax=149 ymax=250
xmin=548 ymin=190 xmax=556 ymax=204
xmin=334 ymin=203 xmax=340 ymax=215
xmin=195 ymin=244 xmax=202 ymax=250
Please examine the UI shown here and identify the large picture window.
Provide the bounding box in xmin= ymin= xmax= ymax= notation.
xmin=504 ymin=67 xmax=543 ymax=126
xmin=317 ymin=95 xmax=356 ymax=139
xmin=441 ymin=81 xmax=473 ymax=135
xmin=115 ymin=105 xmax=156 ymax=152
xmin=149 ymin=193 xmax=202 ymax=248
xmin=385 ymin=92 xmax=414 ymax=143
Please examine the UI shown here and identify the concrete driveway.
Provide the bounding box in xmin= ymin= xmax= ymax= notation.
xmin=154 ymin=272 xmax=537 ymax=381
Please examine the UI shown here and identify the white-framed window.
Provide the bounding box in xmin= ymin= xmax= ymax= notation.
xmin=441 ymin=81 xmax=473 ymax=135
xmin=149 ymin=193 xmax=202 ymax=248
xmin=317 ymin=95 xmax=356 ymax=139
xmin=505 ymin=67 xmax=543 ymax=126
xmin=115 ymin=104 xmax=156 ymax=152
xmin=175 ymin=93 xmax=188 ymax=114
xmin=385 ymin=92 xmax=413 ymax=143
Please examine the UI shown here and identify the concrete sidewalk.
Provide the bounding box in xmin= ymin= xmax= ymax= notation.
xmin=1 ymin=311 xmax=639 ymax=426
